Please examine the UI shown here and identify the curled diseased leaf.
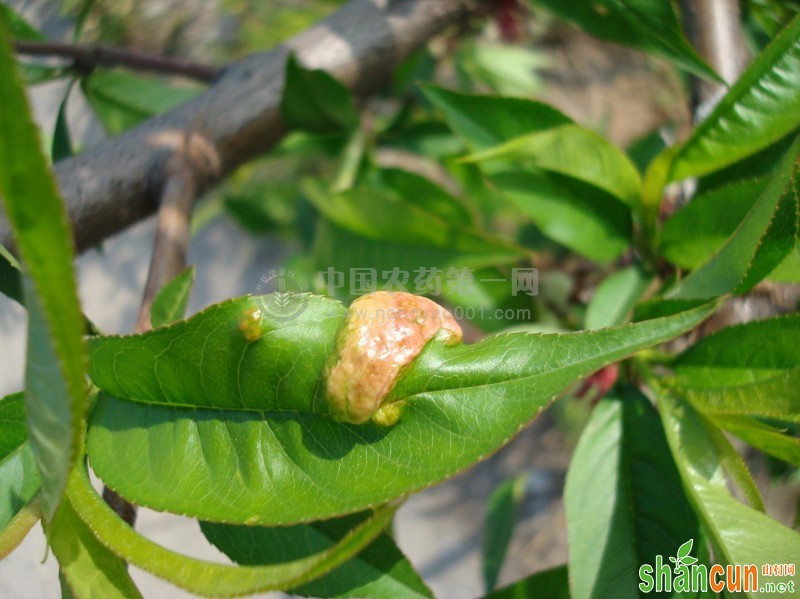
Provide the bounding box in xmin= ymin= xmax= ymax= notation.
xmin=86 ymin=295 xmax=718 ymax=525
xmin=88 ymin=292 xmax=462 ymax=425
xmin=88 ymin=294 xmax=345 ymax=414
xmin=326 ymin=291 xmax=462 ymax=425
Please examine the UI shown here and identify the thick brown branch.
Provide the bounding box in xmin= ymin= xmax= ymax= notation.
xmin=0 ymin=0 xmax=481 ymax=254
xmin=14 ymin=40 xmax=218 ymax=82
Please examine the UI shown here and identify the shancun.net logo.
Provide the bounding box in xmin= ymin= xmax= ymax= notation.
xmin=638 ymin=540 xmax=796 ymax=594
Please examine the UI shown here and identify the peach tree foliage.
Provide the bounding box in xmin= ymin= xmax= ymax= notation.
xmin=1 ymin=2 xmax=799 ymax=597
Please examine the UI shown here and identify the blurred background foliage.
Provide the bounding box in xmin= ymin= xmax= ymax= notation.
xmin=4 ymin=1 xmax=799 ymax=594
xmin=22 ymin=0 xmax=793 ymax=435
xmin=10 ymin=0 xmax=791 ymax=422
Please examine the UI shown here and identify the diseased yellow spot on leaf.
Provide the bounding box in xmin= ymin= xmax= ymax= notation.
xmin=238 ymin=307 xmax=264 ymax=342
xmin=325 ymin=291 xmax=462 ymax=426
xmin=372 ymin=401 xmax=403 ymax=427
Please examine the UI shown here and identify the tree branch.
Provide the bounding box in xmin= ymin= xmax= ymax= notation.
xmin=13 ymin=40 xmax=218 ymax=82
xmin=680 ymin=0 xmax=749 ymax=119
xmin=102 ymin=150 xmax=199 ymax=526
xmin=135 ymin=155 xmax=198 ymax=332
xmin=0 ymin=0 xmax=481 ymax=254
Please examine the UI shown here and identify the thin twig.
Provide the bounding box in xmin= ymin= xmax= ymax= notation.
xmin=102 ymin=150 xmax=202 ymax=526
xmin=135 ymin=159 xmax=197 ymax=332
xmin=14 ymin=40 xmax=218 ymax=82
xmin=680 ymin=0 xmax=749 ymax=119
xmin=659 ymin=0 xmax=750 ymax=219
xmin=0 ymin=0 xmax=481 ymax=253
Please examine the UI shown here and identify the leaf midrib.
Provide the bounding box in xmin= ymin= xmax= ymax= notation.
xmin=99 ymin=305 xmax=713 ymax=413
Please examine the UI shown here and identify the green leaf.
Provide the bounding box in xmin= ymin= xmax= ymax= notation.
xmin=670 ymin=369 xmax=800 ymax=424
xmin=644 ymin=14 xmax=800 ymax=211
xmin=633 ymin=298 xmax=708 ymax=323
xmin=0 ymin=4 xmax=45 ymax=40
xmin=585 ymin=266 xmax=652 ymax=329
xmin=483 ymin=475 xmax=527 ymax=592
xmin=49 ymin=496 xmax=143 ymax=599
xmin=66 ymin=465 xmax=398 ymax=597
xmin=529 ymin=0 xmax=719 ymax=81
xmin=484 ymin=564 xmax=569 ymax=599
xmin=466 ymin=124 xmax=642 ymax=208
xmin=201 ymin=514 xmax=433 ymax=599
xmin=747 ymin=0 xmax=800 ymax=38
xmin=150 ymin=266 xmax=195 ymax=328
xmin=0 ymin=392 xmax=41 ymax=533
xmin=60 ymin=573 xmax=77 ymax=599
xmin=1 ymin=246 xmax=102 ymax=335
xmin=51 ymin=80 xmax=75 ymax=162
xmin=422 ymin=87 xmax=637 ymax=259
xmin=314 ymin=219 xmax=457 ymax=287
xmin=673 ymin=15 xmax=800 ymax=181
xmin=393 ymin=46 xmax=436 ymax=95
xmin=0 ymin=392 xmax=41 ymax=559
xmin=422 ymin=85 xmax=572 ymax=152
xmin=0 ymin=6 xmax=64 ymax=85
xmin=0 ymin=500 xmax=39 ymax=560
xmin=695 ymin=131 xmax=798 ymax=194
xmin=280 ymin=54 xmax=359 ymax=135
xmin=689 ymin=409 xmax=765 ymax=511
xmin=0 ymin=244 xmax=22 ymax=305
xmin=714 ymin=415 xmax=800 ymax=466
xmin=72 ymin=0 xmax=98 ymax=42
xmin=372 ymin=167 xmax=473 ymax=227
xmin=82 ymin=70 xmax=203 ymax=135
xmin=381 ymin=120 xmax=464 ymax=160
xmin=626 ymin=129 xmax=667 ymax=175
xmin=455 ymin=41 xmax=545 ymax=96
xmin=332 ymin=128 xmax=367 ymax=192
xmin=313 ymin=220 xmax=534 ymax=332
xmin=661 ymin=178 xmax=769 ymax=269
xmin=86 ymin=295 xmax=716 ymax=524
xmin=0 ymin=16 xmax=88 ymax=522
xmin=669 ymin=316 xmax=800 ymax=428
xmin=305 ymin=178 xmax=514 ymax=256
xmin=221 ymin=161 xmax=305 ymax=234
xmin=89 ymin=294 xmax=346 ymax=414
xmin=436 ymin=266 xmax=537 ymax=334
xmin=565 ymin=389 xmax=704 ymax=599
xmin=657 ymin=393 xmax=800 ymax=595
xmin=19 ymin=63 xmax=65 ymax=86
xmin=489 ymin=171 xmax=632 ymax=263
xmin=666 ymin=135 xmax=800 ymax=300
xmin=768 ymin=243 xmax=800 ymax=282
xmin=305 ymin=178 xmax=524 ymax=267
xmin=672 ymin=314 xmax=800 ymax=387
